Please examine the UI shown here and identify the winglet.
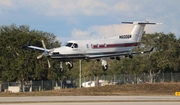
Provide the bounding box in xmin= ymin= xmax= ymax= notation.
xmin=150 ymin=48 xmax=154 ymax=52
xmin=142 ymin=48 xmax=154 ymax=53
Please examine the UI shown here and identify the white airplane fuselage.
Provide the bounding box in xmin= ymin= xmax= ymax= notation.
xmin=25 ymin=21 xmax=161 ymax=70
xmin=51 ymin=36 xmax=136 ymax=59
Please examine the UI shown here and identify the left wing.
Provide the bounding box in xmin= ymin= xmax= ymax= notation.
xmin=131 ymin=48 xmax=154 ymax=54
xmin=23 ymin=45 xmax=50 ymax=52
xmin=22 ymin=40 xmax=51 ymax=52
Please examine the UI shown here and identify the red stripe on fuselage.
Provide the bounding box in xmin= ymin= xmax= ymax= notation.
xmin=93 ymin=42 xmax=139 ymax=49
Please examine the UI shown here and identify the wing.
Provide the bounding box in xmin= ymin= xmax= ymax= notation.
xmin=22 ymin=45 xmax=50 ymax=52
xmin=86 ymin=53 xmax=127 ymax=59
xmin=131 ymin=48 xmax=154 ymax=54
xmin=22 ymin=40 xmax=51 ymax=52
xmin=86 ymin=48 xmax=154 ymax=59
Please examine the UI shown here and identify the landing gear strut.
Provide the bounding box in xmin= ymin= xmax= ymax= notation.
xmin=60 ymin=62 xmax=63 ymax=72
xmin=59 ymin=61 xmax=73 ymax=71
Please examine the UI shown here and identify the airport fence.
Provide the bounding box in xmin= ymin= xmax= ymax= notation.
xmin=0 ymin=73 xmax=180 ymax=92
xmin=80 ymin=73 xmax=180 ymax=86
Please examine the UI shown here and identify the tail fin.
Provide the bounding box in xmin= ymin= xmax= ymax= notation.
xmin=122 ymin=21 xmax=162 ymax=42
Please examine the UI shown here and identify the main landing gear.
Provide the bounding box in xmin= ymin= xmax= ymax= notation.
xmin=59 ymin=61 xmax=73 ymax=72
xmin=101 ymin=59 xmax=108 ymax=71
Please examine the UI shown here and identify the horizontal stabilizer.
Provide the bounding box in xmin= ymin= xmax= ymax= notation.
xmin=121 ymin=21 xmax=162 ymax=25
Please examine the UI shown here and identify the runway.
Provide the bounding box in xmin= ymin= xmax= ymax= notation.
xmin=1 ymin=102 xmax=180 ymax=105
xmin=0 ymin=96 xmax=180 ymax=103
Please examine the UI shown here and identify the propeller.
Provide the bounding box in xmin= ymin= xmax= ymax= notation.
xmin=47 ymin=59 xmax=51 ymax=68
xmin=37 ymin=54 xmax=43 ymax=59
xmin=37 ymin=40 xmax=47 ymax=59
xmin=42 ymin=40 xmax=47 ymax=51
xmin=37 ymin=40 xmax=52 ymax=68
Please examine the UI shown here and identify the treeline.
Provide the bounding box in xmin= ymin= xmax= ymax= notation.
xmin=0 ymin=24 xmax=180 ymax=82
xmin=0 ymin=24 xmax=62 ymax=82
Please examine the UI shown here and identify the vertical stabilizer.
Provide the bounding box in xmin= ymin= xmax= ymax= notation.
xmin=121 ymin=21 xmax=161 ymax=42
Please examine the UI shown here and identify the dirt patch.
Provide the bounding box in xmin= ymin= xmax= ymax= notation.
xmin=1 ymin=83 xmax=180 ymax=96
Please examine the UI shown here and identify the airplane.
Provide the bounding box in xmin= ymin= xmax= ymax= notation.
xmin=23 ymin=21 xmax=161 ymax=71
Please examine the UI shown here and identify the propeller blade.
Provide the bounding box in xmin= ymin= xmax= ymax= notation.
xmin=41 ymin=40 xmax=46 ymax=50
xmin=47 ymin=59 xmax=51 ymax=68
xmin=37 ymin=55 xmax=43 ymax=59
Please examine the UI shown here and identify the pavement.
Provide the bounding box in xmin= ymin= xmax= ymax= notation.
xmin=0 ymin=102 xmax=180 ymax=105
xmin=0 ymin=96 xmax=180 ymax=105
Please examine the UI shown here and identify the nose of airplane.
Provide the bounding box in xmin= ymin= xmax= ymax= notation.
xmin=51 ymin=47 xmax=65 ymax=55
xmin=51 ymin=46 xmax=70 ymax=55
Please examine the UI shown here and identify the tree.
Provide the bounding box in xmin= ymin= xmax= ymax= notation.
xmin=138 ymin=32 xmax=180 ymax=82
xmin=0 ymin=24 xmax=61 ymax=82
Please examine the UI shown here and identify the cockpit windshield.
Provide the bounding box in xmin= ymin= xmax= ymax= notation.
xmin=64 ymin=42 xmax=78 ymax=48
xmin=65 ymin=42 xmax=73 ymax=47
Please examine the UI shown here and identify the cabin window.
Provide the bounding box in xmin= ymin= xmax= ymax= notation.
xmin=73 ymin=43 xmax=78 ymax=48
xmin=91 ymin=44 xmax=94 ymax=48
xmin=86 ymin=44 xmax=89 ymax=48
xmin=97 ymin=44 xmax=99 ymax=48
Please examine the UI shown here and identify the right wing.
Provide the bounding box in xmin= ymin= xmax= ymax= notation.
xmin=86 ymin=48 xmax=154 ymax=59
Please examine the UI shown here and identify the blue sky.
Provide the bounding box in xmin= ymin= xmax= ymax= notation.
xmin=0 ymin=0 xmax=180 ymax=43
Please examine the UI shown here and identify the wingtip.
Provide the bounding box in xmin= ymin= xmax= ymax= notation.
xmin=150 ymin=48 xmax=154 ymax=52
xmin=22 ymin=46 xmax=28 ymax=49
xmin=156 ymin=23 xmax=163 ymax=24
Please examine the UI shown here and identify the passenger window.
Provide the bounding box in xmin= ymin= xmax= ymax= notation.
xmin=91 ymin=44 xmax=94 ymax=48
xmin=97 ymin=44 xmax=99 ymax=48
xmin=104 ymin=43 xmax=107 ymax=47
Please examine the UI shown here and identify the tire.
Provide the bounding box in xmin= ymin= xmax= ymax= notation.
xmin=68 ymin=63 xmax=73 ymax=69
xmin=102 ymin=65 xmax=108 ymax=71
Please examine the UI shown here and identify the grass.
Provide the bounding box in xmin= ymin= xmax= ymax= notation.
xmin=0 ymin=83 xmax=180 ymax=97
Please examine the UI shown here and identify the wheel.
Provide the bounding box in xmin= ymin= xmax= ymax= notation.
xmin=129 ymin=55 xmax=133 ymax=59
xmin=102 ymin=65 xmax=108 ymax=71
xmin=67 ymin=63 xmax=73 ymax=69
